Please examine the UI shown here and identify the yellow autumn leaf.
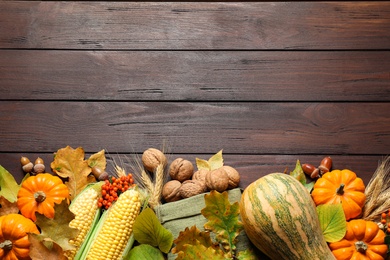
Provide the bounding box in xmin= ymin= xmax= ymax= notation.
xmin=51 ymin=146 xmax=95 ymax=200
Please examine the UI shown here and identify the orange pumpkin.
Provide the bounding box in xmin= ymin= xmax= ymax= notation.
xmin=329 ymin=219 xmax=388 ymax=260
xmin=0 ymin=214 xmax=39 ymax=260
xmin=17 ymin=173 xmax=69 ymax=221
xmin=311 ymin=169 xmax=366 ymax=220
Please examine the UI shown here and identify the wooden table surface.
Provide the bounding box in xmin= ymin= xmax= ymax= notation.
xmin=0 ymin=1 xmax=389 ymax=187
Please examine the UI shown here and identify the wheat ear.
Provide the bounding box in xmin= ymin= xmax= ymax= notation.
xmin=362 ymin=156 xmax=390 ymax=221
xmin=148 ymin=163 xmax=166 ymax=209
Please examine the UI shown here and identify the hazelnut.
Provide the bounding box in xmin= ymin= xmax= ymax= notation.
xmin=205 ymin=168 xmax=229 ymax=192
xmin=169 ymin=158 xmax=194 ymax=182
xmin=221 ymin=165 xmax=240 ymax=189
xmin=192 ymin=169 xmax=209 ymax=190
xmin=142 ymin=148 xmax=167 ymax=172
xmin=162 ymin=180 xmax=182 ymax=202
xmin=179 ymin=180 xmax=206 ymax=198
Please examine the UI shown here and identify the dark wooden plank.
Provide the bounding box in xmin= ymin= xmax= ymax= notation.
xmin=0 ymin=153 xmax=384 ymax=187
xmin=1 ymin=50 xmax=389 ymax=101
xmin=1 ymin=2 xmax=390 ymax=50
xmin=0 ymin=101 xmax=388 ymax=154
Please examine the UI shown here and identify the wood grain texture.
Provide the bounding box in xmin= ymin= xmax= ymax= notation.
xmin=1 ymin=2 xmax=390 ymax=50
xmin=1 ymin=153 xmax=384 ymax=187
xmin=1 ymin=50 xmax=389 ymax=101
xmin=0 ymin=101 xmax=388 ymax=154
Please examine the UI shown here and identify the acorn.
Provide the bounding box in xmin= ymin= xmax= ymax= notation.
xmin=33 ymin=157 xmax=45 ymax=174
xmin=20 ymin=156 xmax=33 ymax=173
xmin=91 ymin=166 xmax=109 ymax=181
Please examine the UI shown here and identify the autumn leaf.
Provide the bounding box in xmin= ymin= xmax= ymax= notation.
xmin=317 ymin=203 xmax=347 ymax=242
xmin=127 ymin=244 xmax=165 ymax=260
xmin=236 ymin=248 xmax=258 ymax=260
xmin=195 ymin=150 xmax=224 ymax=171
xmin=87 ymin=149 xmax=107 ymax=170
xmin=0 ymin=196 xmax=19 ymax=216
xmin=0 ymin=165 xmax=20 ymax=203
xmin=201 ymin=190 xmax=243 ymax=256
xmin=176 ymin=241 xmax=226 ymax=260
xmin=28 ymin=233 xmax=66 ymax=260
xmin=35 ymin=200 xmax=79 ymax=251
xmin=51 ymin=146 xmax=95 ymax=200
xmin=172 ymin=225 xmax=220 ymax=255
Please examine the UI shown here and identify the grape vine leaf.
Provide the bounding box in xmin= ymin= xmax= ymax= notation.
xmin=133 ymin=207 xmax=174 ymax=254
xmin=316 ymin=203 xmax=347 ymax=242
xmin=50 ymin=146 xmax=96 ymax=200
xmin=195 ymin=150 xmax=224 ymax=171
xmin=172 ymin=225 xmax=221 ymax=255
xmin=201 ymin=190 xmax=243 ymax=256
xmin=0 ymin=165 xmax=20 ymax=203
xmin=35 ymin=200 xmax=79 ymax=251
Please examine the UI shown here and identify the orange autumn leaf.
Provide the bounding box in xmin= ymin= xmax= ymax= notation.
xmin=0 ymin=196 xmax=19 ymax=216
xmin=28 ymin=233 xmax=67 ymax=260
xmin=51 ymin=146 xmax=95 ymax=200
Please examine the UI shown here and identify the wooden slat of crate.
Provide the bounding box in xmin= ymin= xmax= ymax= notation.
xmin=1 ymin=2 xmax=389 ymax=50
xmin=0 ymin=50 xmax=389 ymax=101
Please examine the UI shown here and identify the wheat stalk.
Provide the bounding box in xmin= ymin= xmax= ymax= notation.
xmin=148 ymin=163 xmax=166 ymax=209
xmin=362 ymin=156 xmax=390 ymax=221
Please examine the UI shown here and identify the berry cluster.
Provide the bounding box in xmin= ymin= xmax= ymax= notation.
xmin=380 ymin=210 xmax=390 ymax=234
xmin=98 ymin=175 xmax=134 ymax=210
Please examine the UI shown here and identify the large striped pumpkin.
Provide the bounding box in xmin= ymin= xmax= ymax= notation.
xmin=240 ymin=173 xmax=335 ymax=260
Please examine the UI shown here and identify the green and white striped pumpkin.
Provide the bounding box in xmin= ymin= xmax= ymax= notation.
xmin=239 ymin=173 xmax=335 ymax=260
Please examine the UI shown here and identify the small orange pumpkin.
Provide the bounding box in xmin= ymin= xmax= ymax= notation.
xmin=329 ymin=219 xmax=388 ymax=260
xmin=0 ymin=214 xmax=40 ymax=260
xmin=311 ymin=169 xmax=366 ymax=220
xmin=17 ymin=173 xmax=69 ymax=221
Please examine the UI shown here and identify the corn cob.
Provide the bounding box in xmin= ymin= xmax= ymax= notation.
xmin=65 ymin=182 xmax=103 ymax=260
xmin=76 ymin=187 xmax=142 ymax=260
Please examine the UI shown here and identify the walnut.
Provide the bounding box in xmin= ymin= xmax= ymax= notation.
xmin=162 ymin=180 xmax=182 ymax=202
xmin=179 ymin=180 xmax=206 ymax=198
xmin=205 ymin=168 xmax=229 ymax=192
xmin=169 ymin=158 xmax=194 ymax=182
xmin=221 ymin=165 xmax=240 ymax=189
xmin=192 ymin=168 xmax=209 ymax=190
xmin=142 ymin=148 xmax=167 ymax=172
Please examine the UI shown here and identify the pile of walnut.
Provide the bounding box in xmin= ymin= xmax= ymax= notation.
xmin=162 ymin=158 xmax=241 ymax=203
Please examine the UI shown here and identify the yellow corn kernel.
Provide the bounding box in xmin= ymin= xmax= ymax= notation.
xmin=86 ymin=188 xmax=141 ymax=260
xmin=65 ymin=186 xmax=100 ymax=260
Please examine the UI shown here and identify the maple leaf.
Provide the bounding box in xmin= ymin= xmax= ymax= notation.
xmin=201 ymin=190 xmax=243 ymax=257
xmin=172 ymin=225 xmax=220 ymax=255
xmin=35 ymin=200 xmax=79 ymax=252
xmin=28 ymin=233 xmax=66 ymax=260
xmin=195 ymin=150 xmax=224 ymax=171
xmin=51 ymin=146 xmax=95 ymax=200
xmin=0 ymin=196 xmax=19 ymax=216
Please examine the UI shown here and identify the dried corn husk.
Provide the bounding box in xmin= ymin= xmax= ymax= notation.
xmin=361 ymin=156 xmax=390 ymax=221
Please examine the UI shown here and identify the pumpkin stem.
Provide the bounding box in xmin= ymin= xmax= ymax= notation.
xmin=355 ymin=241 xmax=368 ymax=253
xmin=0 ymin=240 xmax=13 ymax=251
xmin=34 ymin=191 xmax=46 ymax=202
xmin=336 ymin=183 xmax=345 ymax=195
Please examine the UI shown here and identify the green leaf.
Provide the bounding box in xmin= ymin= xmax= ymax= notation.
xmin=127 ymin=244 xmax=165 ymax=260
xmin=290 ymin=160 xmax=306 ymax=185
xmin=201 ymin=190 xmax=243 ymax=256
xmin=0 ymin=165 xmax=20 ymax=203
xmin=316 ymin=203 xmax=347 ymax=242
xmin=133 ymin=207 xmax=174 ymax=254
